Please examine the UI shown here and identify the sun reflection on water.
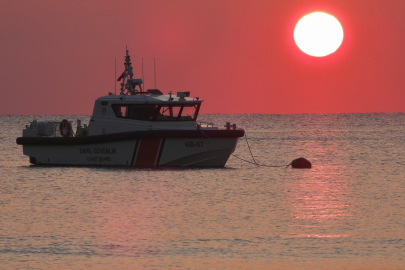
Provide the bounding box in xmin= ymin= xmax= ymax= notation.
xmin=284 ymin=126 xmax=354 ymax=238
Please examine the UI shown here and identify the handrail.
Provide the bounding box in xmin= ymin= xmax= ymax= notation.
xmin=48 ymin=121 xmax=74 ymax=137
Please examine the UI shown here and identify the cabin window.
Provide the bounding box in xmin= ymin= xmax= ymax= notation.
xmin=129 ymin=105 xmax=158 ymax=121
xmin=112 ymin=104 xmax=158 ymax=120
xmin=181 ymin=104 xmax=199 ymax=120
xmin=156 ymin=104 xmax=200 ymax=121
xmin=111 ymin=103 xmax=200 ymax=121
xmin=156 ymin=105 xmax=181 ymax=121
xmin=113 ymin=106 xmax=128 ymax=117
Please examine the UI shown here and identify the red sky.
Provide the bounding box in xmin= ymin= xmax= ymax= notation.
xmin=1 ymin=0 xmax=405 ymax=115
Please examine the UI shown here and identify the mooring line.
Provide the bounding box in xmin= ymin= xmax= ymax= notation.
xmin=231 ymin=153 xmax=287 ymax=168
xmin=200 ymin=126 xmax=288 ymax=168
xmin=243 ymin=131 xmax=260 ymax=167
xmin=236 ymin=131 xmax=289 ymax=168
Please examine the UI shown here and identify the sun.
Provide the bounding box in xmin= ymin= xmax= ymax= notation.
xmin=294 ymin=12 xmax=343 ymax=57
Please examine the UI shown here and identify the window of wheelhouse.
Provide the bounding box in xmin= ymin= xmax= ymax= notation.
xmin=180 ymin=104 xmax=200 ymax=120
xmin=116 ymin=106 xmax=128 ymax=117
xmin=157 ymin=105 xmax=181 ymax=120
xmin=112 ymin=104 xmax=158 ymax=121
xmin=156 ymin=103 xmax=200 ymax=121
xmin=112 ymin=103 xmax=200 ymax=121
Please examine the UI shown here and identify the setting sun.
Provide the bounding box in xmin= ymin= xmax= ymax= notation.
xmin=294 ymin=12 xmax=344 ymax=57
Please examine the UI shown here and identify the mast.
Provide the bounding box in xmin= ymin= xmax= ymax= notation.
xmin=117 ymin=48 xmax=144 ymax=95
xmin=119 ymin=48 xmax=134 ymax=95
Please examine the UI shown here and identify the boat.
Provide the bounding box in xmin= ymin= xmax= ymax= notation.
xmin=16 ymin=49 xmax=245 ymax=167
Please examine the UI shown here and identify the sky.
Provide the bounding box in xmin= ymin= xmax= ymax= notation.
xmin=1 ymin=0 xmax=405 ymax=115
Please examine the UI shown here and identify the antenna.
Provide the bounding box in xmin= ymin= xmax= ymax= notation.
xmin=142 ymin=58 xmax=144 ymax=92
xmin=154 ymin=58 xmax=156 ymax=89
xmin=114 ymin=58 xmax=116 ymax=95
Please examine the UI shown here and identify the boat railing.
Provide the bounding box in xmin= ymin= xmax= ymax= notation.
xmin=33 ymin=121 xmax=75 ymax=137
xmin=53 ymin=121 xmax=74 ymax=137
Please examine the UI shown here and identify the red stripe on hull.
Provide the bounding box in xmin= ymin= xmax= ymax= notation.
xmin=134 ymin=138 xmax=161 ymax=167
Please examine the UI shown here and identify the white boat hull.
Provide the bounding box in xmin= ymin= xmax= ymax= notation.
xmin=18 ymin=130 xmax=243 ymax=167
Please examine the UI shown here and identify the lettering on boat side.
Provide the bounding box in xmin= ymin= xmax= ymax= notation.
xmin=79 ymin=147 xmax=92 ymax=154
xmin=79 ymin=147 xmax=117 ymax=154
xmin=185 ymin=142 xmax=204 ymax=147
xmin=87 ymin=157 xmax=111 ymax=162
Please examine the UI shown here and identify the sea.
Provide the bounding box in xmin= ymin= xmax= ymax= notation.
xmin=1 ymin=113 xmax=404 ymax=270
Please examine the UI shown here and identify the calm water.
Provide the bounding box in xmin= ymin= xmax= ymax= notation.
xmin=1 ymin=114 xmax=404 ymax=269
